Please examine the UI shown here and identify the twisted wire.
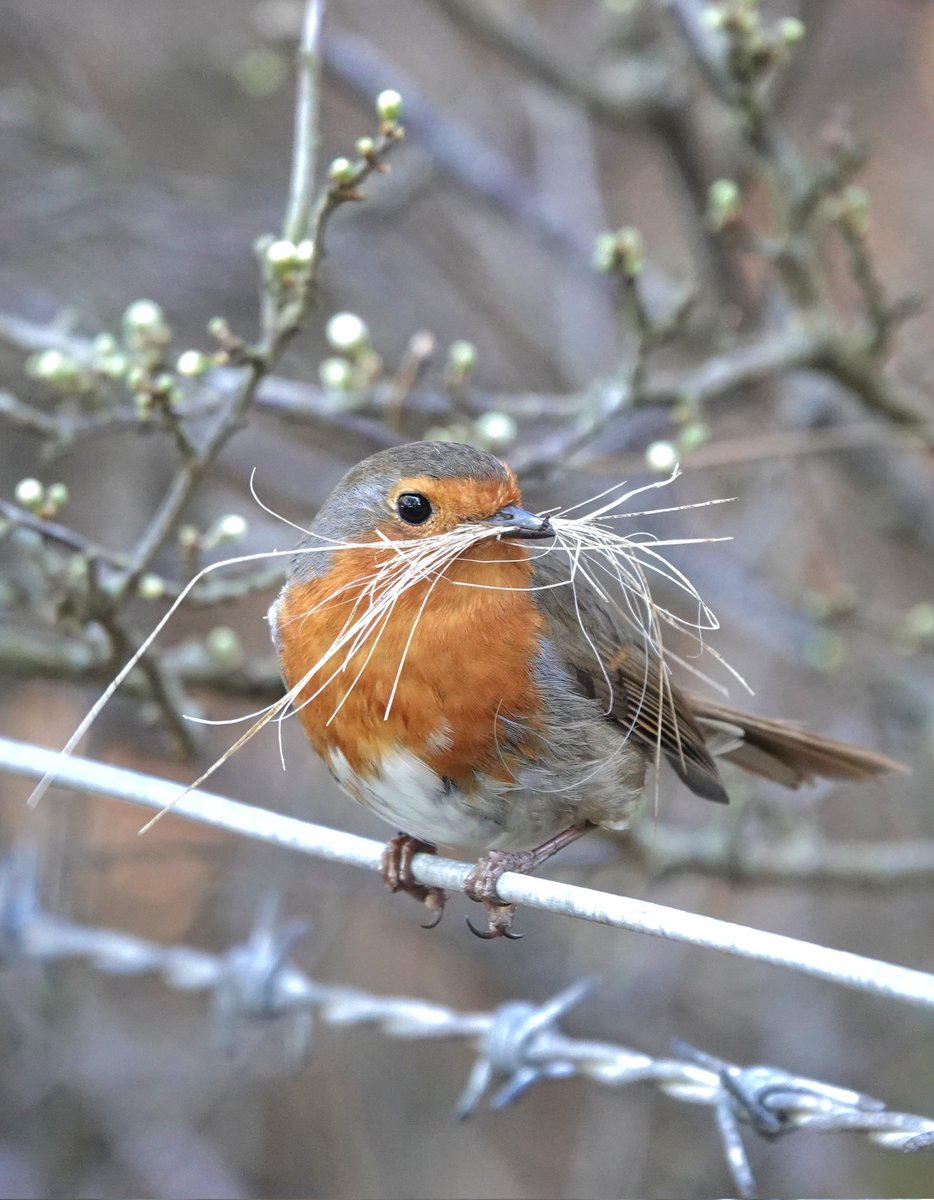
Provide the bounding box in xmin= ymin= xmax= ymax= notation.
xmin=0 ymin=845 xmax=930 ymax=1198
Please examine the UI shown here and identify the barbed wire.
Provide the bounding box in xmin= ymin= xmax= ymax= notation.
xmin=0 ymin=844 xmax=930 ymax=1198
xmin=2 ymin=734 xmax=934 ymax=1014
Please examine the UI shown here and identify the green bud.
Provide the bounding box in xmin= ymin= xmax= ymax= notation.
xmin=840 ymin=185 xmax=871 ymax=237
xmin=700 ymin=5 xmax=726 ymax=31
xmin=355 ymin=135 xmax=376 ymax=158
xmin=376 ymin=88 xmax=403 ymax=124
xmin=214 ymin=513 xmax=249 ymax=543
xmin=92 ymin=333 xmax=119 ymax=358
xmin=123 ymin=299 xmax=164 ymax=328
xmin=176 ymin=349 xmax=210 ymax=377
xmin=645 ymin=440 xmax=678 ymax=472
xmin=707 ymin=178 xmax=742 ymax=230
xmin=205 ymin=625 xmax=243 ymax=667
xmin=177 ymin=524 xmax=201 ymax=551
xmin=592 ymin=231 xmax=621 ymax=274
xmin=97 ymin=352 xmax=129 ymax=381
xmin=593 ymin=228 xmax=644 ymax=277
xmin=137 ymin=573 xmax=166 ymax=601
xmin=126 ymin=366 xmax=149 ymax=394
xmin=617 ymin=227 xmax=644 ymax=277
xmin=672 ymin=395 xmax=701 ymax=426
xmin=319 ymin=356 xmax=354 ymax=391
xmin=45 ymin=482 xmax=69 ymax=512
xmin=474 ymin=411 xmax=517 ymax=451
xmin=803 ymin=630 xmax=847 ymax=673
xmin=232 ymin=46 xmax=287 ymax=97
xmin=152 ymin=372 xmax=175 ymax=396
xmin=295 ymin=239 xmax=314 ymax=263
xmin=777 ymin=16 xmax=805 ymax=45
xmin=14 ymin=478 xmax=44 ymax=511
xmin=26 ymin=348 xmax=65 ymax=377
xmin=25 ymin=348 xmax=84 ymax=386
xmin=265 ymin=238 xmax=299 ymax=267
xmin=122 ymin=299 xmax=171 ymax=349
xmin=326 ymin=312 xmax=369 ymax=355
xmin=423 ymin=422 xmax=472 ymax=445
xmin=328 ymin=157 xmax=355 ymax=184
xmin=207 ymin=316 xmax=238 ymax=349
xmin=447 ymin=339 xmax=477 ymax=377
xmin=678 ymin=422 xmax=711 ymax=452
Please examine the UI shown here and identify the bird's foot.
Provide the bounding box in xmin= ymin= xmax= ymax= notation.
xmin=464 ymin=823 xmax=595 ymax=940
xmin=380 ymin=834 xmax=446 ymax=929
xmin=464 ymin=849 xmax=535 ymax=940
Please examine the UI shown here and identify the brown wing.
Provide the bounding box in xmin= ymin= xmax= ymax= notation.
xmin=531 ymin=551 xmax=729 ymax=803
xmin=531 ymin=549 xmax=903 ymax=802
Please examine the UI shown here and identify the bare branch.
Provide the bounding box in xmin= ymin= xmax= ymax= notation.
xmin=630 ymin=821 xmax=934 ymax=888
xmin=282 ymin=0 xmax=325 ymax=244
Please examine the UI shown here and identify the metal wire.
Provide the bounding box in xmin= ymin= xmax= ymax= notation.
xmin=0 ymin=845 xmax=930 ymax=1198
xmin=2 ymin=734 xmax=934 ymax=1013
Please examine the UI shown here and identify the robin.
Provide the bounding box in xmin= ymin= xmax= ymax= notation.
xmin=270 ymin=441 xmax=901 ymax=937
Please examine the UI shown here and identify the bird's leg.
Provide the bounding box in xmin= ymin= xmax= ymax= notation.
xmin=380 ymin=834 xmax=447 ymax=929
xmin=464 ymin=822 xmax=594 ymax=940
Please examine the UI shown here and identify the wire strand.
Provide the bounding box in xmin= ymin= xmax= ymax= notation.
xmin=0 ymin=843 xmax=929 ymax=1200
xmin=1 ymin=734 xmax=933 ymax=1012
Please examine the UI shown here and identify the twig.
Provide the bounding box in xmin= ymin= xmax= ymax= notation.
xmin=434 ymin=0 xmax=744 ymax=300
xmin=1 ymin=735 xmax=933 ymax=1012
xmin=630 ymin=821 xmax=934 ymax=888
xmin=111 ymin=0 xmax=401 ymax=601
xmin=0 ymin=498 xmax=119 ymax=562
xmin=324 ymin=29 xmax=595 ymax=273
xmin=282 ymin=0 xmax=324 ymax=244
xmin=663 ymin=0 xmax=934 ymax=443
xmin=94 ymin=613 xmax=197 ymax=759
xmin=0 ymin=507 xmax=284 ymax=609
xmin=0 ymin=630 xmax=282 ymax=701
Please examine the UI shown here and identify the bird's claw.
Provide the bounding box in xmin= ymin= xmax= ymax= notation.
xmin=464 ymin=849 xmax=534 ymax=940
xmin=380 ymin=834 xmax=447 ymax=927
xmin=465 ymin=908 xmax=524 ymax=940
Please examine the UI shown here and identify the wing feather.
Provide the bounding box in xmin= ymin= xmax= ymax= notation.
xmin=531 ymin=550 xmax=729 ymax=803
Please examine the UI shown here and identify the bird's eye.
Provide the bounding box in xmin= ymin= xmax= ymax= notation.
xmin=396 ymin=492 xmax=433 ymax=524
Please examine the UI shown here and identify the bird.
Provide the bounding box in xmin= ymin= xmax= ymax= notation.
xmin=268 ymin=440 xmax=902 ymax=937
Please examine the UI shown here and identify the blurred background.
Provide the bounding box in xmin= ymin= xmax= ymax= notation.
xmin=0 ymin=0 xmax=933 ymax=1195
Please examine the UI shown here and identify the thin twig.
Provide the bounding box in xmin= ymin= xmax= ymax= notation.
xmin=282 ymin=0 xmax=324 ymax=244
xmin=629 ymin=821 xmax=934 ymax=888
xmin=111 ymin=36 xmax=401 ymax=600
xmin=0 ymin=630 xmax=282 ymax=700
xmin=435 ymin=0 xmax=744 ymax=300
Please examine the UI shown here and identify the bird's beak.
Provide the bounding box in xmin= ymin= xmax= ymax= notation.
xmin=484 ymin=505 xmax=555 ymax=539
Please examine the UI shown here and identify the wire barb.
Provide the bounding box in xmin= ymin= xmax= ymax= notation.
xmin=455 ymin=981 xmax=592 ymax=1118
xmin=0 ymin=845 xmax=930 ymax=1197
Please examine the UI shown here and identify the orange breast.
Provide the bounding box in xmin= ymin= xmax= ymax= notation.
xmin=275 ymin=539 xmax=546 ymax=787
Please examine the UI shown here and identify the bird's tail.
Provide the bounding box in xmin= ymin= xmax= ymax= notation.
xmin=689 ymin=699 xmax=907 ymax=790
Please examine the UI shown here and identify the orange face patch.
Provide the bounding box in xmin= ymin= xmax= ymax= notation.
xmin=276 ymin=533 xmax=546 ymax=790
xmin=379 ymin=471 xmax=523 ymax=540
